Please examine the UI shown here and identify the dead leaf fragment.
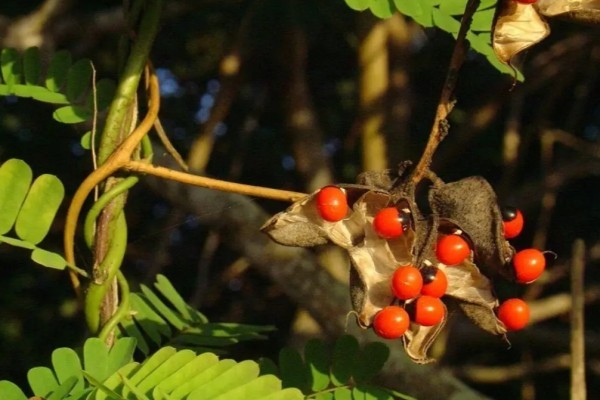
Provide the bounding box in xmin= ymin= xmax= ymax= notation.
xmin=537 ymin=0 xmax=600 ymax=17
xmin=493 ymin=1 xmax=550 ymax=65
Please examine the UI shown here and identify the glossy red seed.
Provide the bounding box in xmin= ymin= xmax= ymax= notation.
xmin=316 ymin=186 xmax=348 ymax=222
xmin=498 ymin=298 xmax=530 ymax=331
xmin=502 ymin=207 xmax=524 ymax=239
xmin=391 ymin=265 xmax=423 ymax=300
xmin=410 ymin=296 xmax=445 ymax=326
xmin=513 ymin=248 xmax=546 ymax=283
xmin=372 ymin=306 xmax=410 ymax=339
xmin=435 ymin=234 xmax=470 ymax=266
xmin=420 ymin=266 xmax=448 ymax=298
xmin=373 ymin=207 xmax=409 ymax=239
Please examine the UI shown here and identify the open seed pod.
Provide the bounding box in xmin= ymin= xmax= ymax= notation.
xmin=262 ymin=171 xmax=513 ymax=363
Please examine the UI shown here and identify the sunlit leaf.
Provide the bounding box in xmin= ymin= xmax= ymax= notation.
xmin=0 ymin=159 xmax=32 ymax=235
xmin=15 ymin=174 xmax=64 ymax=245
xmin=30 ymin=248 xmax=67 ymax=270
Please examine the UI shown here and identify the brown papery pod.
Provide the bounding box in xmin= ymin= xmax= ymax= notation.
xmin=492 ymin=0 xmax=550 ymax=66
xmin=537 ymin=0 xmax=600 ymax=20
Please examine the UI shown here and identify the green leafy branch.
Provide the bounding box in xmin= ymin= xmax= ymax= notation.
xmin=260 ymin=335 xmax=416 ymax=400
xmin=116 ymin=274 xmax=274 ymax=356
xmin=344 ymin=0 xmax=522 ymax=79
xmin=0 ymin=46 xmax=115 ymax=124
xmin=0 ymin=337 xmax=302 ymax=400
xmin=0 ymin=158 xmax=86 ymax=274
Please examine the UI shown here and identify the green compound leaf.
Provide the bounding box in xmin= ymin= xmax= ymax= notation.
xmin=0 ymin=159 xmax=32 ymax=235
xmin=15 ymin=173 xmax=64 ymax=245
xmin=304 ymin=338 xmax=330 ymax=392
xmin=351 ymin=342 xmax=390 ymax=383
xmin=392 ymin=0 xmax=425 ymax=19
xmin=0 ymin=381 xmax=28 ymax=400
xmin=330 ymin=335 xmax=359 ymax=386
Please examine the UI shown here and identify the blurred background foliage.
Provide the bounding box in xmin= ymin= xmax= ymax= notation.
xmin=0 ymin=0 xmax=599 ymax=399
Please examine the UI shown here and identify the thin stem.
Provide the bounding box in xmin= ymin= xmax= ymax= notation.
xmin=410 ymin=0 xmax=481 ymax=183
xmin=570 ymin=239 xmax=587 ymax=400
xmin=124 ymin=160 xmax=307 ymax=202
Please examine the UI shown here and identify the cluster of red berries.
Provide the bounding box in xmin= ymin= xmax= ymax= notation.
xmin=314 ymin=186 xmax=546 ymax=337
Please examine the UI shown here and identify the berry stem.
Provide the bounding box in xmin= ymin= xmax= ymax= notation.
xmin=410 ymin=0 xmax=481 ymax=184
xmin=570 ymin=239 xmax=587 ymax=400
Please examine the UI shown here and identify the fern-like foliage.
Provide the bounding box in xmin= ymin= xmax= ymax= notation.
xmin=0 ymin=158 xmax=68 ymax=270
xmin=344 ymin=0 xmax=521 ymax=79
xmin=0 ymin=337 xmax=303 ymax=400
xmin=118 ymin=274 xmax=274 ymax=356
xmin=0 ymin=47 xmax=115 ymax=124
xmin=260 ymin=335 xmax=417 ymax=400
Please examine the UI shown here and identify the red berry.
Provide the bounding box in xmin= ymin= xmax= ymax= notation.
xmin=409 ymin=296 xmax=445 ymax=326
xmin=373 ymin=207 xmax=410 ymax=239
xmin=372 ymin=306 xmax=410 ymax=339
xmin=435 ymin=234 xmax=470 ymax=265
xmin=420 ymin=266 xmax=448 ymax=298
xmin=514 ymin=0 xmax=537 ymax=4
xmin=391 ymin=265 xmax=423 ymax=300
xmin=498 ymin=298 xmax=530 ymax=331
xmin=316 ymin=186 xmax=348 ymax=222
xmin=502 ymin=207 xmax=524 ymax=239
xmin=513 ymin=248 xmax=546 ymax=283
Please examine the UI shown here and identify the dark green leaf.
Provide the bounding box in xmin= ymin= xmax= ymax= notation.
xmin=352 ymin=342 xmax=389 ymax=383
xmin=258 ymin=357 xmax=279 ymax=377
xmin=94 ymin=78 xmax=117 ymax=111
xmin=139 ymin=284 xmax=188 ymax=330
xmin=330 ymin=335 xmax=359 ymax=386
xmin=15 ymin=174 xmax=64 ymax=245
xmin=66 ymin=58 xmax=93 ymax=102
xmin=130 ymin=294 xmax=170 ymax=345
xmin=46 ymin=50 xmax=71 ymax=92
xmin=119 ymin=316 xmax=150 ymax=355
xmin=304 ymin=339 xmax=330 ymax=392
xmin=0 ymin=159 xmax=33 ymax=235
xmin=278 ymin=347 xmax=308 ymax=392
xmin=22 ymin=47 xmax=41 ymax=85
xmin=154 ymin=274 xmax=201 ymax=323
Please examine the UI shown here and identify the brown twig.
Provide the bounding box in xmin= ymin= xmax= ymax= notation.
xmin=410 ymin=0 xmax=481 ymax=183
xmin=570 ymin=239 xmax=587 ymax=400
xmin=124 ymin=160 xmax=307 ymax=202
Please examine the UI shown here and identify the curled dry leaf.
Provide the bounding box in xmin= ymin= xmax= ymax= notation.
xmin=261 ymin=170 xmax=513 ymax=363
xmin=493 ymin=0 xmax=550 ymax=66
